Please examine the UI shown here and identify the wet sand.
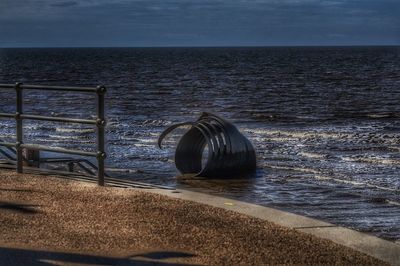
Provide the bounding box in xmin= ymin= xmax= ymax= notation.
xmin=0 ymin=169 xmax=387 ymax=265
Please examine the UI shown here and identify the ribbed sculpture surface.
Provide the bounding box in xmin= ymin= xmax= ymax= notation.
xmin=158 ymin=112 xmax=256 ymax=178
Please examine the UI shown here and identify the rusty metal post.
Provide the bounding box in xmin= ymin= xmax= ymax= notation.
xmin=15 ymin=82 xmax=23 ymax=173
xmin=96 ymin=86 xmax=106 ymax=186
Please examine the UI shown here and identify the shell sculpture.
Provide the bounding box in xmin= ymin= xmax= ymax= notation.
xmin=158 ymin=112 xmax=256 ymax=178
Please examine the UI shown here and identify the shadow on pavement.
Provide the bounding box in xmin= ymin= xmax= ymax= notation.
xmin=0 ymin=201 xmax=40 ymax=214
xmin=0 ymin=188 xmax=39 ymax=193
xmin=0 ymin=247 xmax=196 ymax=266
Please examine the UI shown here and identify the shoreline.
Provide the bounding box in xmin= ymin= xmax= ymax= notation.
xmin=0 ymin=169 xmax=391 ymax=265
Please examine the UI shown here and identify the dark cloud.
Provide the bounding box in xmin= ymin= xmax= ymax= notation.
xmin=0 ymin=0 xmax=398 ymax=47
xmin=50 ymin=1 xmax=78 ymax=8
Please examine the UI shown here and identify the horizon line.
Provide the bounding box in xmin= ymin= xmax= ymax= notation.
xmin=0 ymin=44 xmax=399 ymax=49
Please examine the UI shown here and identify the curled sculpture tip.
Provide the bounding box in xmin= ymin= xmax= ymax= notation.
xmin=157 ymin=122 xmax=195 ymax=149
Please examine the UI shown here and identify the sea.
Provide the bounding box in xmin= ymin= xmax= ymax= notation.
xmin=0 ymin=46 xmax=399 ymax=242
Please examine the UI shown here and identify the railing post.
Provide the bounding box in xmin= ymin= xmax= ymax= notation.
xmin=15 ymin=82 xmax=23 ymax=173
xmin=96 ymin=86 xmax=106 ymax=186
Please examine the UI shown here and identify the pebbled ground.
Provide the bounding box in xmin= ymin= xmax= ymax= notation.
xmin=0 ymin=169 xmax=387 ymax=265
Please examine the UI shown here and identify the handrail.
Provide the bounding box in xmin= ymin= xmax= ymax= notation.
xmin=0 ymin=84 xmax=14 ymax=89
xmin=0 ymin=142 xmax=16 ymax=148
xmin=0 ymin=84 xmax=97 ymax=92
xmin=21 ymin=114 xmax=97 ymax=124
xmin=0 ymin=83 xmax=107 ymax=186
xmin=0 ymin=113 xmax=14 ymax=118
xmin=20 ymin=144 xmax=98 ymax=157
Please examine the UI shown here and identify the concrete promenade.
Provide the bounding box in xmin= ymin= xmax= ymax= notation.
xmin=0 ymin=169 xmax=396 ymax=265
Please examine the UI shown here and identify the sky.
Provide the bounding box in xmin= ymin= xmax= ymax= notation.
xmin=0 ymin=0 xmax=399 ymax=47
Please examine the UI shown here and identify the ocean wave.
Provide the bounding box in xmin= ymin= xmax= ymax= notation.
xmin=105 ymin=167 xmax=141 ymax=173
xmin=342 ymin=156 xmax=400 ymax=165
xmin=138 ymin=119 xmax=172 ymax=127
xmin=299 ymin=152 xmax=327 ymax=160
xmin=24 ymin=124 xmax=54 ymax=131
xmin=48 ymin=134 xmax=87 ymax=140
xmin=55 ymin=128 xmax=94 ymax=134
xmin=244 ymin=128 xmax=400 ymax=146
xmin=262 ymin=163 xmax=399 ymax=193
xmin=33 ymin=137 xmax=94 ymax=144
xmin=314 ymin=175 xmax=399 ymax=193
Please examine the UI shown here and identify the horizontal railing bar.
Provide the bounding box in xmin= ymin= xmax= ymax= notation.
xmin=20 ymin=144 xmax=97 ymax=157
xmin=0 ymin=112 xmax=15 ymax=118
xmin=0 ymin=84 xmax=99 ymax=93
xmin=21 ymin=84 xmax=98 ymax=92
xmin=0 ymin=142 xmax=16 ymax=148
xmin=0 ymin=84 xmax=14 ymax=89
xmin=21 ymin=114 xmax=96 ymax=124
xmin=0 ymin=84 xmax=97 ymax=92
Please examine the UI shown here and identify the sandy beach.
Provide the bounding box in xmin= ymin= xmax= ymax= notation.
xmin=0 ymin=169 xmax=387 ymax=265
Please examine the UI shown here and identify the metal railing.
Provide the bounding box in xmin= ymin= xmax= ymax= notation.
xmin=0 ymin=83 xmax=107 ymax=186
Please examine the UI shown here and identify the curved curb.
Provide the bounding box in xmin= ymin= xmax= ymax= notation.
xmin=141 ymin=188 xmax=400 ymax=266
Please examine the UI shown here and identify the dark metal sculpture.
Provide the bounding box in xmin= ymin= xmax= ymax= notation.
xmin=158 ymin=112 xmax=256 ymax=178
